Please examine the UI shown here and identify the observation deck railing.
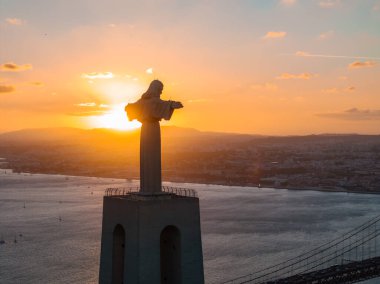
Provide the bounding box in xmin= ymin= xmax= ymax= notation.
xmin=104 ymin=186 xmax=198 ymax=198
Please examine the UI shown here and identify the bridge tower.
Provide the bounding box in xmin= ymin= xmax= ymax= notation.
xmin=99 ymin=80 xmax=204 ymax=284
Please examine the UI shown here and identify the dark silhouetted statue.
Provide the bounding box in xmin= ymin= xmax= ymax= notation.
xmin=125 ymin=80 xmax=183 ymax=193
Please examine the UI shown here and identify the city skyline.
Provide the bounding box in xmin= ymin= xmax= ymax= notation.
xmin=1 ymin=0 xmax=380 ymax=135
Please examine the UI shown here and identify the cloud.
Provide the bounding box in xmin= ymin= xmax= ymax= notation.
xmin=0 ymin=85 xmax=15 ymax=93
xmin=276 ymin=73 xmax=317 ymax=80
xmin=321 ymin=88 xmax=339 ymax=94
xmin=0 ymin=62 xmax=32 ymax=72
xmin=318 ymin=30 xmax=334 ymax=40
xmin=5 ymin=18 xmax=24 ymax=25
xmin=322 ymin=86 xmax=355 ymax=94
xmin=250 ymin=83 xmax=278 ymax=91
xmin=280 ymin=0 xmax=297 ymax=5
xmin=146 ymin=67 xmax=153 ymax=74
xmin=74 ymin=102 xmax=110 ymax=109
xmin=317 ymin=108 xmax=380 ymax=120
xmin=70 ymin=102 xmax=111 ymax=116
xmin=68 ymin=110 xmax=110 ymax=117
xmin=29 ymin=81 xmax=44 ymax=87
xmin=294 ymin=52 xmax=380 ymax=61
xmin=373 ymin=1 xmax=380 ymax=11
xmin=348 ymin=61 xmax=377 ymax=69
xmin=295 ymin=51 xmax=311 ymax=57
xmin=82 ymin=72 xmax=114 ymax=79
xmin=318 ymin=0 xmax=341 ymax=8
xmin=263 ymin=31 xmax=287 ymax=39
xmin=75 ymin=102 xmax=97 ymax=107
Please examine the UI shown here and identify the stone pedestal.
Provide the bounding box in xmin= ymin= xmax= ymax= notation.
xmin=99 ymin=193 xmax=204 ymax=284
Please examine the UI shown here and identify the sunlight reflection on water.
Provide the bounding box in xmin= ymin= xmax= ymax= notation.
xmin=0 ymin=172 xmax=379 ymax=283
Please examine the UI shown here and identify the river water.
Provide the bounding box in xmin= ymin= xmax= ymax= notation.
xmin=0 ymin=171 xmax=379 ymax=283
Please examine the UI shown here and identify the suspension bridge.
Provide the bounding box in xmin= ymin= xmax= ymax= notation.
xmin=223 ymin=214 xmax=380 ymax=284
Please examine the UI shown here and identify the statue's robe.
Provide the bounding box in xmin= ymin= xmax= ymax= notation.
xmin=126 ymin=97 xmax=176 ymax=193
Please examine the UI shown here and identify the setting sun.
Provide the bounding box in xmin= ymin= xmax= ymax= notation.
xmin=89 ymin=104 xmax=141 ymax=130
xmin=80 ymin=79 xmax=146 ymax=130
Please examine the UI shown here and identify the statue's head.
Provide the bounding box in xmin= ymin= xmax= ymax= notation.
xmin=142 ymin=80 xmax=164 ymax=98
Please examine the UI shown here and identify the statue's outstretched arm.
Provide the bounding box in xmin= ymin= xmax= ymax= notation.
xmin=170 ymin=101 xmax=183 ymax=109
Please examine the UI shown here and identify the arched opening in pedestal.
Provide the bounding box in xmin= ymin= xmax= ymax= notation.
xmin=160 ymin=225 xmax=181 ymax=284
xmin=112 ymin=224 xmax=125 ymax=284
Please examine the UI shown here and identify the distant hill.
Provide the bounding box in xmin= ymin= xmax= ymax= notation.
xmin=0 ymin=127 xmax=137 ymax=144
xmin=0 ymin=126 xmax=258 ymax=149
xmin=1 ymin=127 xmax=378 ymax=153
xmin=2 ymin=126 xmax=379 ymax=150
xmin=1 ymin=127 xmax=380 ymax=192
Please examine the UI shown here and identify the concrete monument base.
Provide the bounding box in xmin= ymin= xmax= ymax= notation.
xmin=99 ymin=193 xmax=204 ymax=284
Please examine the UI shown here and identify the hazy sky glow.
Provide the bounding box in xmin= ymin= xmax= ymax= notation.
xmin=1 ymin=0 xmax=379 ymax=134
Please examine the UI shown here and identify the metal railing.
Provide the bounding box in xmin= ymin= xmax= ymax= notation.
xmin=105 ymin=186 xmax=198 ymax=198
xmin=105 ymin=187 xmax=140 ymax=196
xmin=162 ymin=186 xmax=198 ymax=197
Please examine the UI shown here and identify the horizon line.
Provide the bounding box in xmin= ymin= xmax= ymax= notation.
xmin=1 ymin=126 xmax=380 ymax=137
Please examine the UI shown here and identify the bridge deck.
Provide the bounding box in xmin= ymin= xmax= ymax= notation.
xmin=266 ymin=256 xmax=380 ymax=284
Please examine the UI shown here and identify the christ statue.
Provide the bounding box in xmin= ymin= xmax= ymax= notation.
xmin=125 ymin=80 xmax=183 ymax=194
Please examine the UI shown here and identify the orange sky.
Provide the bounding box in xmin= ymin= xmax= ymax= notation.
xmin=1 ymin=0 xmax=380 ymax=135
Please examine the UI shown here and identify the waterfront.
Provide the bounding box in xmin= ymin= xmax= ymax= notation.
xmin=0 ymin=171 xmax=379 ymax=283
